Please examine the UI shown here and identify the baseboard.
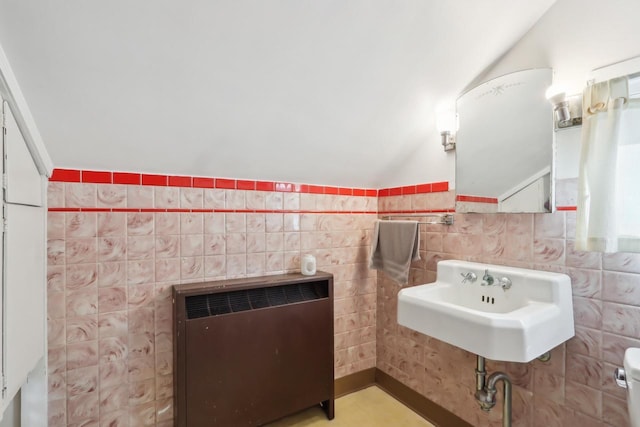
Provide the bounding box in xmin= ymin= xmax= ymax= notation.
xmin=334 ymin=367 xmax=376 ymax=397
xmin=374 ymin=369 xmax=473 ymax=427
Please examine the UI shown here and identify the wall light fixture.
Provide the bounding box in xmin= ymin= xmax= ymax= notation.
xmin=437 ymin=111 xmax=457 ymax=151
xmin=545 ymin=85 xmax=582 ymax=129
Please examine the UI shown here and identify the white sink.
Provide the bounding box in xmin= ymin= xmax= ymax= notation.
xmin=398 ymin=260 xmax=574 ymax=363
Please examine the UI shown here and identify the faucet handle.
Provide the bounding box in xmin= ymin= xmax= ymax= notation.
xmin=497 ymin=277 xmax=512 ymax=290
xmin=481 ymin=269 xmax=494 ymax=286
xmin=460 ymin=272 xmax=477 ymax=284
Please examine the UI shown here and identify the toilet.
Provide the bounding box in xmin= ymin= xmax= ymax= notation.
xmin=617 ymin=348 xmax=640 ymax=427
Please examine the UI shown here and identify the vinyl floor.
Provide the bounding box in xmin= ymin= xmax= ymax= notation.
xmin=265 ymin=386 xmax=436 ymax=427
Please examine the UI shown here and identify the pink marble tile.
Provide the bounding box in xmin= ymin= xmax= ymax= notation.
xmin=98 ymin=213 xmax=126 ymax=237
xmin=67 ymin=289 xmax=98 ymax=317
xmin=573 ymin=296 xmax=603 ymax=329
xmin=504 ymin=235 xmax=532 ymax=261
xmin=67 ymin=340 xmax=99 ymax=370
xmin=127 ymin=260 xmax=154 ymax=285
xmin=602 ymin=302 xmax=640 ymax=337
xmin=98 ymin=262 xmax=126 ymax=287
xmin=65 ymin=183 xmax=96 ymax=208
xmin=66 ymin=213 xmax=97 ymax=238
xmin=128 ymin=355 xmax=155 ymax=382
xmin=567 ymin=267 xmax=602 ymax=298
xmin=602 ymin=271 xmax=640 ymax=305
xmin=204 ymin=213 xmax=225 ymax=234
xmin=180 ymin=213 xmax=203 ymax=234
xmin=246 ymin=233 xmax=265 ymax=253
xmin=533 ymin=369 xmax=565 ymax=402
xmin=180 ymin=235 xmax=203 ymax=256
xmin=127 ymin=236 xmax=154 ymax=260
xmin=129 ymin=308 xmax=154 ymax=335
xmin=128 ymin=333 xmax=154 ymax=359
xmin=97 ymin=184 xmax=127 ymax=208
xmin=226 ymin=254 xmax=246 ymax=277
xmin=203 ymin=188 xmax=225 ymax=209
xmin=48 ymin=182 xmax=65 ymax=208
xmin=66 ymin=264 xmax=98 ymax=290
xmin=67 ymin=315 xmax=99 ymax=343
xmin=204 ymin=234 xmax=225 ymax=255
xmin=127 ymin=186 xmax=154 ymax=208
xmin=66 ymin=238 xmax=98 ymax=264
xmin=127 ymin=213 xmax=154 ymax=236
xmin=204 ymin=255 xmax=226 ymax=278
xmin=180 ymin=257 xmax=204 ymax=280
xmin=247 ymin=213 xmax=266 ymax=232
xmin=565 ymin=380 xmax=602 ymax=419
xmin=67 ymin=391 xmax=99 ymax=423
xmin=99 ymin=360 xmax=129 ymax=389
xmin=129 ymin=401 xmax=156 ymax=426
xmin=48 ymin=212 xmax=66 ymax=239
xmin=534 ymin=212 xmax=565 ymax=238
xmin=567 ymin=326 xmax=602 ymax=359
xmin=602 ymin=392 xmax=630 ymax=427
xmin=180 ymin=188 xmax=203 ymax=209
xmin=155 ymin=235 xmax=179 ymax=258
xmin=246 ymin=253 xmax=266 ymax=276
xmin=155 ymin=258 xmax=180 ymax=282
xmin=566 ymin=353 xmax=603 ymax=389
xmin=246 ymin=191 xmax=265 ymax=210
xmin=267 ymin=192 xmax=285 ymax=210
xmin=99 ymin=336 xmax=128 ymax=364
xmin=48 ymin=319 xmax=66 ymax=347
xmin=481 ymin=213 xmax=507 ymax=235
xmin=130 ymin=380 xmax=156 ymax=409
xmin=225 ymin=189 xmax=245 ymax=209
xmin=67 ymin=365 xmax=98 ymax=396
xmin=98 ymin=312 xmax=128 ymax=338
xmin=225 ymin=233 xmax=246 ymax=254
xmin=128 ymin=284 xmax=155 ymax=309
xmin=155 ymin=374 xmax=173 ymax=400
xmin=265 ymin=213 xmax=284 ymax=232
xmin=155 ymin=186 xmax=179 ymax=209
xmin=533 ymin=238 xmax=566 ymax=264
xmin=224 ymin=213 xmax=245 ymax=233
xmin=48 ymin=239 xmax=65 ymax=265
xmin=603 ymin=251 xmax=640 ymax=274
xmin=284 ymin=213 xmax=300 ymax=231
xmin=154 ymin=212 xmax=179 ymax=235
xmin=284 ymin=232 xmax=300 ymax=252
xmin=98 ymin=287 xmax=127 ymax=313
xmin=48 ymin=291 xmax=66 ymax=319
xmin=48 ymin=372 xmax=66 ymax=401
xmin=48 ymin=346 xmax=67 ymax=375
xmin=99 ymin=386 xmax=129 ymax=418
xmin=98 ymin=237 xmax=127 ymax=261
xmin=283 ymin=193 xmax=300 ymax=210
xmin=565 ymin=240 xmax=602 ymax=269
xmin=155 ymin=351 xmax=173 ymax=377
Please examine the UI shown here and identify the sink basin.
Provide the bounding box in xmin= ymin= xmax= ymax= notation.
xmin=398 ymin=260 xmax=574 ymax=362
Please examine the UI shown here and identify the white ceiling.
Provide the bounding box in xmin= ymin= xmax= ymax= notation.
xmin=0 ymin=0 xmax=555 ymax=188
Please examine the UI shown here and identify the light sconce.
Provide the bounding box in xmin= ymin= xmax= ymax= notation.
xmin=546 ymin=85 xmax=582 ymax=129
xmin=437 ymin=111 xmax=457 ymax=151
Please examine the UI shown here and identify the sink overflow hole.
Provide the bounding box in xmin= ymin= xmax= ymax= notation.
xmin=481 ymin=296 xmax=495 ymax=304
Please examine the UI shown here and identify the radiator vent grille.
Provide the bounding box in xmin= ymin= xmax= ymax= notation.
xmin=185 ymin=281 xmax=329 ymax=319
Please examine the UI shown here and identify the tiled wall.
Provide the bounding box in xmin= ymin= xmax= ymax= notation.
xmin=45 ymin=171 xmax=379 ymax=426
xmin=376 ymin=192 xmax=640 ymax=427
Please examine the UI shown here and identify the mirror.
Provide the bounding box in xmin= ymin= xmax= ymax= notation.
xmin=455 ymin=68 xmax=554 ymax=213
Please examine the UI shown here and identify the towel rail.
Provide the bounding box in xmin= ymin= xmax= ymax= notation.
xmin=381 ymin=213 xmax=454 ymax=225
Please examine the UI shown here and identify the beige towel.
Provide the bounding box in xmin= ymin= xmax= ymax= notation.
xmin=369 ymin=220 xmax=420 ymax=285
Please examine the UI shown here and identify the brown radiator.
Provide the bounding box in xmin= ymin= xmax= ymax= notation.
xmin=173 ymin=272 xmax=335 ymax=427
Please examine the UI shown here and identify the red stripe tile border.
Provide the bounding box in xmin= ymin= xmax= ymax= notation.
xmin=556 ymin=206 xmax=577 ymax=211
xmin=142 ymin=174 xmax=167 ymax=186
xmin=456 ymin=195 xmax=498 ymax=204
xmin=50 ymin=168 xmax=81 ymax=182
xmin=47 ymin=207 xmax=379 ymax=214
xmin=193 ymin=177 xmax=214 ymax=188
xmin=113 ymin=172 xmax=141 ymax=185
xmin=47 ymin=169 xmax=448 ymax=199
xmin=82 ymin=170 xmax=112 ymax=184
xmin=168 ymin=175 xmax=192 ymax=187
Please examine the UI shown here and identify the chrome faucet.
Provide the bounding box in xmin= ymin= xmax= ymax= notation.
xmin=460 ymin=271 xmax=477 ymax=284
xmin=497 ymin=276 xmax=512 ymax=290
xmin=481 ymin=269 xmax=494 ymax=286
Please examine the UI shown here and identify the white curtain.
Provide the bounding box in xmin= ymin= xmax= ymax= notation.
xmin=576 ymin=76 xmax=640 ymax=252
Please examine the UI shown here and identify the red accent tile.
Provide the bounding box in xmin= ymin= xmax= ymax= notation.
xmin=50 ymin=168 xmax=81 ymax=182
xmin=309 ymin=185 xmax=324 ymax=194
xmin=324 ymin=186 xmax=339 ymax=195
xmin=292 ymin=184 xmax=302 ymax=193
xmin=142 ymin=174 xmax=167 ymax=186
xmin=365 ymin=189 xmax=378 ymax=197
xmin=81 ymin=208 xmax=109 ymax=212
xmin=389 ymin=187 xmax=402 ymax=196
xmin=338 ymin=187 xmax=353 ymax=196
xmin=237 ymin=180 xmax=256 ymax=191
xmin=456 ymin=195 xmax=498 ymax=204
xmin=168 ymin=176 xmax=192 ymax=187
xmin=379 ymin=189 xmax=390 ymax=197
xmin=353 ymin=189 xmax=365 ymax=197
xmin=432 ymin=181 xmax=449 ymax=192
xmin=556 ymin=206 xmax=577 ymax=211
xmin=82 ymin=170 xmax=112 ymax=184
xmin=402 ymin=185 xmax=417 ymax=195
xmin=113 ymin=172 xmax=141 ymax=185
xmin=416 ymin=184 xmax=432 ymax=194
xmin=193 ymin=177 xmax=214 ymax=188
xmin=256 ymin=181 xmax=275 ymax=192
xmin=215 ymin=179 xmax=236 ymax=189
xmin=275 ymin=183 xmax=293 ymax=192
